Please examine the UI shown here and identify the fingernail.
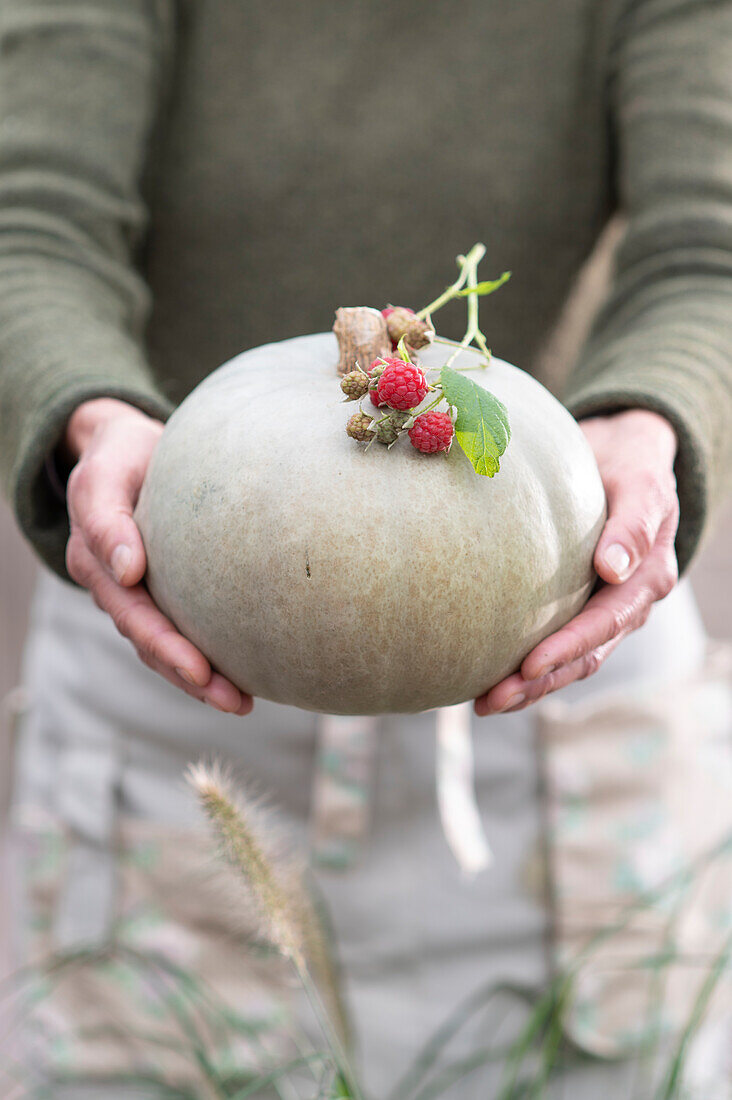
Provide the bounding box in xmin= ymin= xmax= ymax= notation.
xmin=176 ymin=667 xmax=198 ymax=686
xmin=111 ymin=544 xmax=132 ymax=583
xmin=499 ymin=692 xmax=525 ymax=712
xmin=603 ymin=543 xmax=631 ymax=581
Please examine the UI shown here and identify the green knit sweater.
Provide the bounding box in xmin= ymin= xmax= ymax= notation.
xmin=1 ymin=0 xmax=731 ymax=579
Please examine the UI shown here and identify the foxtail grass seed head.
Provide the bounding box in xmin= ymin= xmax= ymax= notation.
xmin=186 ymin=760 xmax=304 ymax=963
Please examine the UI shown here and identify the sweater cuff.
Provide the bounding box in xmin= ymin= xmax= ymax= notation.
xmin=562 ymin=377 xmax=707 ymax=577
xmin=13 ymin=381 xmax=174 ymax=581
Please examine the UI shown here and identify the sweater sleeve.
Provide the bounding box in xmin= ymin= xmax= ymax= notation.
xmin=562 ymin=0 xmax=732 ymax=575
xmin=0 ymin=0 xmax=175 ymax=579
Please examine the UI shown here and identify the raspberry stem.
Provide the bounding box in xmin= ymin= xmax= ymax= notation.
xmin=415 ymin=243 xmax=485 ymax=321
xmin=442 ymin=248 xmax=492 ymax=370
xmin=412 ymin=387 xmax=447 ymax=417
xmin=465 ymin=249 xmax=491 ymax=359
xmin=340 ymin=243 xmax=509 ymax=464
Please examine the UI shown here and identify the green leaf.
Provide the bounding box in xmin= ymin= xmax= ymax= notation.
xmin=396 ymin=334 xmax=410 ymax=362
xmin=457 ymin=271 xmax=511 ymax=297
xmin=439 ymin=365 xmax=510 ymax=477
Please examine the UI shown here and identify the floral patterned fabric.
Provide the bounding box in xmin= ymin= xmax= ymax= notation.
xmin=10 ymin=811 xmax=313 ymax=1096
xmin=540 ymin=643 xmax=732 ymax=1060
xmin=6 ymin=571 xmax=732 ymax=1097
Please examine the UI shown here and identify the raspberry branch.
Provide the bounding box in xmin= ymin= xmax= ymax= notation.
xmin=442 ymin=248 xmax=488 ymax=370
xmin=335 ymin=244 xmax=511 ymax=473
xmin=415 ymin=242 xmax=485 ymax=321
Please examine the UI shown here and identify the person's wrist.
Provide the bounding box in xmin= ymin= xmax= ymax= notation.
xmin=64 ymin=398 xmax=158 ymax=461
xmin=579 ymin=408 xmax=678 ymax=465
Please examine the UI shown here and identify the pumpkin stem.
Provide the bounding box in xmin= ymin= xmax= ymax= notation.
xmin=333 ymin=306 xmax=391 ymax=377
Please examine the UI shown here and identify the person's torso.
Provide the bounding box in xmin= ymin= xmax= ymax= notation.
xmin=142 ymin=0 xmax=618 ymax=402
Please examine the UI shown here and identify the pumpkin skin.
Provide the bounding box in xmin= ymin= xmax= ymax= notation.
xmin=135 ymin=333 xmax=606 ymax=715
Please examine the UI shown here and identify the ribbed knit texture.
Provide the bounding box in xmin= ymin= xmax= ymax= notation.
xmin=0 ymin=0 xmax=730 ymax=578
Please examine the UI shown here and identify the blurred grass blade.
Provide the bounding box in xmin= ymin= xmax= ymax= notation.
xmin=227 ymin=1053 xmax=328 ymax=1099
xmin=655 ymin=929 xmax=732 ymax=1100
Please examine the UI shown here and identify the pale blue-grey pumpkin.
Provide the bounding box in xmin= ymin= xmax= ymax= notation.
xmin=135 ymin=333 xmax=606 ymax=714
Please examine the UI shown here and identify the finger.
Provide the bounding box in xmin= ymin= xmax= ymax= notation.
xmin=70 ymin=539 xmax=253 ymax=711
xmin=594 ymin=472 xmax=677 ymax=585
xmin=136 ymin=650 xmax=253 ymax=715
xmin=68 ymin=537 xmax=213 ymax=687
xmin=521 ymin=537 xmax=677 ymax=683
xmin=475 ymin=635 xmax=623 ymax=716
xmin=474 ymin=667 xmax=527 ymax=717
xmin=67 ymin=452 xmax=148 ymax=587
xmin=520 ymin=576 xmax=652 ymax=682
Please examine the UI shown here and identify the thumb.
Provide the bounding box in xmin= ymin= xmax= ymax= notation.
xmin=67 ymin=446 xmax=150 ymax=588
xmin=594 ymin=475 xmax=670 ymax=585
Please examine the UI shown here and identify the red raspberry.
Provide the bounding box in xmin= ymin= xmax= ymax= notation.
xmin=366 ymin=359 xmax=387 ymax=406
xmin=376 ymin=358 xmax=429 ymax=410
xmin=408 ymin=411 xmax=455 ymax=453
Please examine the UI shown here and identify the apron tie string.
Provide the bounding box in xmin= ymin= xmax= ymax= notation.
xmin=310 ymin=706 xmax=491 ymax=875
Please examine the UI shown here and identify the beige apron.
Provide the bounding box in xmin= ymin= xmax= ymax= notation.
xmin=6 ymin=570 xmax=732 ymax=1098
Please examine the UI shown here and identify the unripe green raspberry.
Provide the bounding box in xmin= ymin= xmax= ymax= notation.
xmin=346 ymin=411 xmax=375 ymax=442
xmin=374 ymin=418 xmax=399 ymax=445
xmin=373 ymin=409 xmax=410 ymax=445
xmin=340 ymin=370 xmax=370 ymax=400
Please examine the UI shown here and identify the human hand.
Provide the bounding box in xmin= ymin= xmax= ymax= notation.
xmin=475 ymin=409 xmax=679 ymax=716
xmin=64 ymin=398 xmax=253 ymax=715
